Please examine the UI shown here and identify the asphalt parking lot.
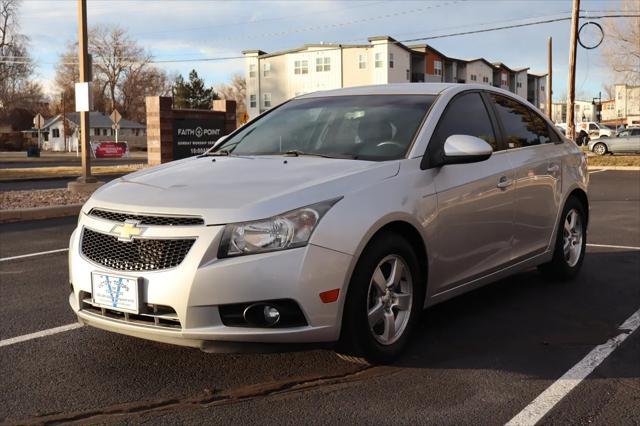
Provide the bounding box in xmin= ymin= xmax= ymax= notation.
xmin=1 ymin=170 xmax=638 ymax=425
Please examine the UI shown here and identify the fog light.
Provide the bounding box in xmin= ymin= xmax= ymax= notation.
xmin=263 ymin=306 xmax=280 ymax=325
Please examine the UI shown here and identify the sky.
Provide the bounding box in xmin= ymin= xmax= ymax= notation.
xmin=17 ymin=0 xmax=628 ymax=102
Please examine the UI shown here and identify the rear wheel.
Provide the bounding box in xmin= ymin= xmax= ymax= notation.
xmin=336 ymin=232 xmax=424 ymax=364
xmin=538 ymin=197 xmax=587 ymax=281
xmin=593 ymin=143 xmax=607 ymax=156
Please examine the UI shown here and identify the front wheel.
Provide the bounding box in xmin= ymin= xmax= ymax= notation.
xmin=593 ymin=143 xmax=607 ymax=156
xmin=336 ymin=232 xmax=424 ymax=364
xmin=538 ymin=197 xmax=587 ymax=281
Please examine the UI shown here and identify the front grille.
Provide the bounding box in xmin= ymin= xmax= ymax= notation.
xmin=89 ymin=209 xmax=204 ymax=226
xmin=80 ymin=292 xmax=181 ymax=329
xmin=81 ymin=228 xmax=195 ymax=271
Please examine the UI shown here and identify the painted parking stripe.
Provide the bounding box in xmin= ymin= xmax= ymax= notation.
xmin=0 ymin=248 xmax=68 ymax=263
xmin=588 ymin=169 xmax=607 ymax=174
xmin=586 ymin=243 xmax=640 ymax=251
xmin=506 ymin=308 xmax=640 ymax=426
xmin=0 ymin=323 xmax=82 ymax=348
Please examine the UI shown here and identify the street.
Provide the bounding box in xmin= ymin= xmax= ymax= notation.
xmin=0 ymin=170 xmax=638 ymax=425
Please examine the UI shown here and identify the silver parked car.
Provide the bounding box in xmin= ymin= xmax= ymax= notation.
xmin=69 ymin=84 xmax=589 ymax=364
xmin=588 ymin=128 xmax=640 ymax=155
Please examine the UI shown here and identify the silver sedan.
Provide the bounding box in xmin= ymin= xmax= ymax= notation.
xmin=589 ymin=128 xmax=640 ymax=155
xmin=69 ymin=83 xmax=589 ymax=364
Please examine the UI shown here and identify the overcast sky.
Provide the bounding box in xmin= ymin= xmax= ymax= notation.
xmin=19 ymin=0 xmax=625 ymax=101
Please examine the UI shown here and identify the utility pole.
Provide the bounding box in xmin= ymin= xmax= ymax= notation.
xmin=62 ymin=92 xmax=67 ymax=152
xmin=547 ymin=37 xmax=553 ymax=120
xmin=77 ymin=0 xmax=93 ymax=181
xmin=566 ymin=0 xmax=580 ymax=142
xmin=69 ymin=0 xmax=101 ymax=192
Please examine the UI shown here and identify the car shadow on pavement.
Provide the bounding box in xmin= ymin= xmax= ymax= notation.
xmin=395 ymin=250 xmax=640 ymax=379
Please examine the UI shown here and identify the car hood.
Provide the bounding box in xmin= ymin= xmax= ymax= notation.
xmin=83 ymin=155 xmax=400 ymax=224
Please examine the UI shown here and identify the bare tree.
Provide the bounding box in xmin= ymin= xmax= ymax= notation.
xmin=0 ymin=0 xmax=41 ymax=110
xmin=601 ymin=0 xmax=640 ymax=85
xmin=217 ymin=74 xmax=246 ymax=125
xmin=53 ymin=25 xmax=169 ymax=122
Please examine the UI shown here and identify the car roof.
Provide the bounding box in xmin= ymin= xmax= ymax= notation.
xmin=297 ymin=83 xmax=523 ymax=99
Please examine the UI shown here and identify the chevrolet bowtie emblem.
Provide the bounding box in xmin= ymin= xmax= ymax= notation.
xmin=111 ymin=220 xmax=146 ymax=242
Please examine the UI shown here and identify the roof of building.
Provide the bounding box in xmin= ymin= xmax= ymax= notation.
xmin=407 ymin=44 xmax=449 ymax=59
xmin=464 ymin=57 xmax=497 ymax=68
xmin=528 ymin=71 xmax=548 ymax=77
xmin=367 ymin=35 xmax=415 ymax=54
xmin=43 ymin=112 xmax=145 ymax=129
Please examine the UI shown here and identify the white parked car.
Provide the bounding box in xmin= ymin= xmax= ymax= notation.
xmin=69 ymin=84 xmax=589 ymax=364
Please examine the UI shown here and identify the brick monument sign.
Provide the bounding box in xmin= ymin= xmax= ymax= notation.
xmin=145 ymin=97 xmax=237 ymax=166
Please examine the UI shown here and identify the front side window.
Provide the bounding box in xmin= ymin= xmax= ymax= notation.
xmin=490 ymin=94 xmax=550 ymax=148
xmin=430 ymin=92 xmax=498 ymax=153
xmin=215 ymin=95 xmax=436 ymax=161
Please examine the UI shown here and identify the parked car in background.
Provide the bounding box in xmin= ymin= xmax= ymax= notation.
xmin=589 ymin=128 xmax=640 ymax=155
xmin=577 ymin=122 xmax=613 ymax=140
xmin=68 ymin=83 xmax=589 ymax=364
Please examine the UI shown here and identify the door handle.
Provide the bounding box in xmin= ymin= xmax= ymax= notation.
xmin=497 ymin=176 xmax=513 ymax=189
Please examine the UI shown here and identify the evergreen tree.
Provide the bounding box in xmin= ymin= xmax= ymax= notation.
xmin=172 ymin=70 xmax=219 ymax=109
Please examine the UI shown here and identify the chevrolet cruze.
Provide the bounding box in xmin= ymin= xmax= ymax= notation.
xmin=69 ymin=84 xmax=589 ymax=364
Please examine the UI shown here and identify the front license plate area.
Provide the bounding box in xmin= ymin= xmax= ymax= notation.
xmin=91 ymin=272 xmax=142 ymax=314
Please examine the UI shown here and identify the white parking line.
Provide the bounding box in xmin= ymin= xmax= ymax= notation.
xmin=588 ymin=169 xmax=608 ymax=174
xmin=0 ymin=248 xmax=68 ymax=263
xmin=0 ymin=323 xmax=82 ymax=348
xmin=587 ymin=243 xmax=640 ymax=251
xmin=506 ymin=308 xmax=640 ymax=426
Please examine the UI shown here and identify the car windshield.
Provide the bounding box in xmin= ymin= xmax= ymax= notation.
xmin=213 ymin=95 xmax=436 ymax=161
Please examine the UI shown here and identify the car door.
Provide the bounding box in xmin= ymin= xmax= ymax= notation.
xmin=426 ymin=91 xmax=515 ymax=294
xmin=488 ymin=94 xmax=563 ymax=261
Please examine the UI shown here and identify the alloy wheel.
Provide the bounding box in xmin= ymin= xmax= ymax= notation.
xmin=563 ymin=209 xmax=583 ymax=267
xmin=366 ymin=255 xmax=413 ymax=346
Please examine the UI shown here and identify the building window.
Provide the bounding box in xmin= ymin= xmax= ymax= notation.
xmin=358 ymin=54 xmax=366 ymax=69
xmin=52 ymin=128 xmax=60 ymax=138
xmin=406 ymin=69 xmax=410 ymax=80
xmin=482 ymin=76 xmax=489 ymax=83
xmin=389 ymin=53 xmax=394 ymax=68
xmin=501 ymin=72 xmax=507 ymax=86
xmin=263 ymin=93 xmax=271 ymax=108
xmin=470 ymin=74 xmax=477 ymax=81
xmin=263 ymin=63 xmax=271 ymax=77
xmin=294 ymin=60 xmax=308 ymax=75
xmin=316 ymin=57 xmax=330 ymax=72
xmin=250 ymin=94 xmax=256 ymax=108
xmin=516 ymin=82 xmax=522 ymax=88
xmin=249 ymin=64 xmax=256 ymax=78
xmin=375 ymin=52 xmax=383 ymax=68
xmin=540 ymin=85 xmax=545 ymax=91
xmin=434 ymin=60 xmax=442 ymax=76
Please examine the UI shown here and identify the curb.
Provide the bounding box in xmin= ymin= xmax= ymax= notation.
xmin=587 ymin=166 xmax=640 ymax=171
xmin=0 ymin=204 xmax=83 ymax=224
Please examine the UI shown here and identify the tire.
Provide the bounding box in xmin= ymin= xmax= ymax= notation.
xmin=593 ymin=143 xmax=607 ymax=156
xmin=336 ymin=232 xmax=425 ymax=365
xmin=538 ymin=197 xmax=587 ymax=281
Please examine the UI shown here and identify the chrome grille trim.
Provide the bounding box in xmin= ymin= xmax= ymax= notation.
xmin=80 ymin=228 xmax=195 ymax=272
xmin=80 ymin=294 xmax=181 ymax=329
xmin=89 ymin=208 xmax=204 ymax=226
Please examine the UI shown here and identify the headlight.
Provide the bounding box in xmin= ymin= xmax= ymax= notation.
xmin=218 ymin=198 xmax=341 ymax=258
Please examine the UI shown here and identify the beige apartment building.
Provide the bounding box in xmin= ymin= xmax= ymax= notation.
xmin=244 ymin=35 xmax=548 ymax=119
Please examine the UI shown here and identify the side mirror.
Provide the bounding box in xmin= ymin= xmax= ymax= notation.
xmin=442 ymin=135 xmax=493 ymax=165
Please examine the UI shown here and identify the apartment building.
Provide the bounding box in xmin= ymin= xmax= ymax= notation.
xmin=244 ymin=35 xmax=549 ymax=119
xmin=551 ymin=100 xmax=596 ymax=125
xmin=610 ymin=84 xmax=640 ymax=126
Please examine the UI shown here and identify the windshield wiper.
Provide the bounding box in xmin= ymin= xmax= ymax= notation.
xmin=201 ymin=149 xmax=231 ymax=157
xmin=282 ymin=150 xmax=356 ymax=159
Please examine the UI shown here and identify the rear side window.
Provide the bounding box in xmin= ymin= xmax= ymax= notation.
xmin=490 ymin=94 xmax=551 ymax=148
xmin=430 ymin=92 xmax=499 ymax=152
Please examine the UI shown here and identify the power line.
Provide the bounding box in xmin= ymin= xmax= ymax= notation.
xmin=1 ymin=13 xmax=638 ymax=66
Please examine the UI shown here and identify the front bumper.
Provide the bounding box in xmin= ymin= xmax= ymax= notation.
xmin=69 ymin=212 xmax=353 ymax=350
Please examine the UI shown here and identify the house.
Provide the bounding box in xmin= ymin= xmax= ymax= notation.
xmin=243 ymin=35 xmax=549 ymax=119
xmin=39 ymin=112 xmax=146 ymax=152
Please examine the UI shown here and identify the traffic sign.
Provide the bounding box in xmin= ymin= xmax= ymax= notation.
xmin=111 ymin=123 xmax=120 ymax=130
xmin=110 ymin=109 xmax=122 ymax=124
xmin=33 ymin=113 xmax=45 ymax=129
